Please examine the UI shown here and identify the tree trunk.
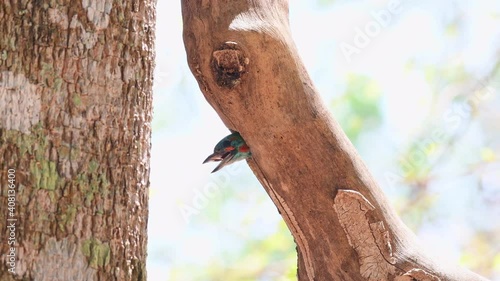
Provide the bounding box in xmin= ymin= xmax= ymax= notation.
xmin=0 ymin=1 xmax=154 ymax=280
xmin=181 ymin=1 xmax=489 ymax=280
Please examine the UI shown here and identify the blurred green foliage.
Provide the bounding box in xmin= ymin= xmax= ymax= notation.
xmin=168 ymin=221 xmax=296 ymax=280
xmin=331 ymin=74 xmax=382 ymax=142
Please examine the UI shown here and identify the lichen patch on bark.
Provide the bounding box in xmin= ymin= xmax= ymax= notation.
xmin=0 ymin=71 xmax=41 ymax=134
xmin=81 ymin=238 xmax=111 ymax=269
xmin=82 ymin=0 xmax=113 ymax=30
xmin=32 ymin=237 xmax=97 ymax=281
xmin=69 ymin=16 xmax=99 ymax=50
xmin=48 ymin=8 xmax=70 ymax=27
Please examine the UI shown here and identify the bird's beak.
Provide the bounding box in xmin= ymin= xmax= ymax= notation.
xmin=202 ymin=153 xmax=220 ymax=164
xmin=211 ymin=153 xmax=235 ymax=173
xmin=203 ymin=151 xmax=230 ymax=164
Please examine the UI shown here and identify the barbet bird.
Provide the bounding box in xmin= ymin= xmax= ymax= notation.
xmin=203 ymin=132 xmax=251 ymax=173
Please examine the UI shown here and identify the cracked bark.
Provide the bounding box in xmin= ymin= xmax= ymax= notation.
xmin=181 ymin=1 xmax=490 ymax=280
xmin=0 ymin=0 xmax=155 ymax=280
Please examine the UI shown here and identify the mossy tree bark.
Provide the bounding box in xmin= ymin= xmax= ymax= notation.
xmin=0 ymin=0 xmax=154 ymax=280
xmin=181 ymin=1 xmax=489 ymax=280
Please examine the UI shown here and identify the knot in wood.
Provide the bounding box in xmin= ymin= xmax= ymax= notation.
xmin=212 ymin=42 xmax=248 ymax=88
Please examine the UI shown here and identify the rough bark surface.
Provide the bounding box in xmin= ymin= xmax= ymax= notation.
xmin=0 ymin=0 xmax=155 ymax=280
xmin=181 ymin=1 xmax=489 ymax=280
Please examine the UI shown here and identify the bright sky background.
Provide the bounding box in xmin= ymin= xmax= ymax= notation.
xmin=148 ymin=1 xmax=500 ymax=280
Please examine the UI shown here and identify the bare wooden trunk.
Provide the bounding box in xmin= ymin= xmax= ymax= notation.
xmin=181 ymin=1 xmax=488 ymax=280
xmin=0 ymin=0 xmax=155 ymax=280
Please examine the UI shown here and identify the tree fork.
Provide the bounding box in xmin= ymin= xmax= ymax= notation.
xmin=181 ymin=1 xmax=488 ymax=280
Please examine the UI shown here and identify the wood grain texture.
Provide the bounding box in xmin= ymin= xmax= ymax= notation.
xmin=181 ymin=1 xmax=488 ymax=280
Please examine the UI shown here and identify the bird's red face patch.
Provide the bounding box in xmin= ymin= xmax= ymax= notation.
xmin=239 ymin=144 xmax=249 ymax=153
xmin=224 ymin=146 xmax=235 ymax=152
